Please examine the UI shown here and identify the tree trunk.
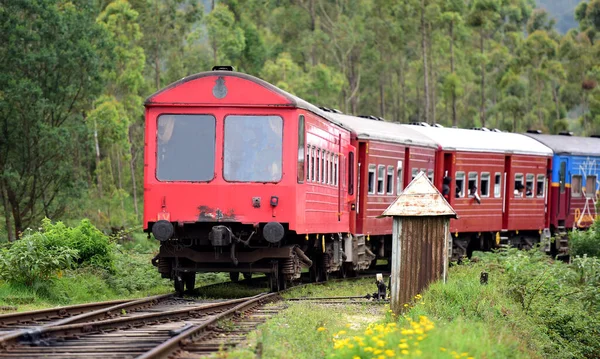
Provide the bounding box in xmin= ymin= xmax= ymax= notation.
xmin=0 ymin=178 xmax=15 ymax=241
xmin=428 ymin=20 xmax=435 ymax=125
xmin=450 ymin=21 xmax=457 ymax=127
xmin=94 ymin=118 xmax=103 ymax=197
xmin=421 ymin=0 xmax=430 ymax=124
xmin=480 ymin=29 xmax=486 ymax=128
xmin=6 ymin=186 xmax=22 ymax=237
xmin=379 ymin=76 xmax=385 ymax=118
xmin=552 ymin=84 xmax=560 ymax=120
xmin=129 ymin=126 xmax=139 ymax=219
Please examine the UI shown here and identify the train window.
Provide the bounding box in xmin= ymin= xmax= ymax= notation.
xmin=298 ymin=116 xmax=305 ymax=184
xmin=387 ymin=166 xmax=394 ymax=194
xmin=224 ymin=115 xmax=283 ymax=182
xmin=585 ymin=175 xmax=596 ymax=198
xmin=346 ymin=152 xmax=354 ymax=194
xmin=316 ymin=149 xmax=321 ymax=183
xmin=377 ymin=165 xmax=385 ymax=194
xmin=572 ymin=175 xmax=582 ymax=197
xmin=427 ymin=169 xmax=434 ymax=183
xmin=324 ymin=152 xmax=329 ymax=184
xmin=368 ymin=164 xmax=376 ymax=194
xmin=559 ymin=161 xmax=566 ymax=193
xmin=397 ymin=161 xmax=404 ymax=194
xmin=468 ymin=172 xmax=478 ymax=197
xmin=310 ymin=147 xmax=315 ymax=182
xmin=480 ymin=172 xmax=490 ymax=197
xmin=329 ymin=153 xmax=333 ymax=185
xmin=306 ymin=147 xmax=311 ymax=182
xmin=494 ymin=173 xmax=501 ymax=198
xmin=321 ymin=151 xmax=325 ymax=183
xmin=156 ymin=114 xmax=216 ymax=182
xmin=525 ymin=174 xmax=534 ymax=197
xmin=514 ymin=173 xmax=524 ymax=198
xmin=412 ymin=168 xmax=418 ymax=181
xmin=536 ymin=175 xmax=546 ymax=198
xmin=455 ymin=171 xmax=465 ymax=198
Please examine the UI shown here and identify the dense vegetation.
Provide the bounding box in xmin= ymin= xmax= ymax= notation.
xmin=1 ymin=0 xmax=600 ymax=237
xmin=224 ymin=248 xmax=600 ymax=359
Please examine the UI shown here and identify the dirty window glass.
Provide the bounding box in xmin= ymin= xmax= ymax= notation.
xmin=224 ymin=115 xmax=283 ymax=182
xmin=156 ymin=114 xmax=216 ymax=181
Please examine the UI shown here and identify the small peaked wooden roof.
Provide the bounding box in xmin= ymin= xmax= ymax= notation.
xmin=380 ymin=172 xmax=458 ymax=218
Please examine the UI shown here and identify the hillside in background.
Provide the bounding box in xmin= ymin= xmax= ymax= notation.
xmin=537 ymin=0 xmax=582 ymax=33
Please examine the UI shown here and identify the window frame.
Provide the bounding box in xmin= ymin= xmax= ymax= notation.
xmin=572 ymin=175 xmax=582 ymax=197
xmin=525 ymin=173 xmax=534 ymax=198
xmin=536 ymin=174 xmax=546 ymax=198
xmin=514 ymin=173 xmax=524 ymax=198
xmin=396 ymin=161 xmax=404 ymax=195
xmin=480 ymin=172 xmax=491 ymax=198
xmin=455 ymin=171 xmax=466 ymax=198
xmin=377 ymin=165 xmax=385 ymax=194
xmin=368 ymin=164 xmax=376 ymax=194
xmin=297 ymin=115 xmax=305 ymax=184
xmin=494 ymin=172 xmax=502 ymax=198
xmin=468 ymin=172 xmax=478 ymax=197
xmin=585 ymin=175 xmax=597 ymax=198
xmin=386 ymin=166 xmax=395 ymax=195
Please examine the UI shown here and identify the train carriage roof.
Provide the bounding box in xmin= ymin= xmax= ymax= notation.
xmin=402 ymin=125 xmax=554 ymax=156
xmin=523 ymin=133 xmax=600 ymax=157
xmin=327 ymin=113 xmax=438 ymax=149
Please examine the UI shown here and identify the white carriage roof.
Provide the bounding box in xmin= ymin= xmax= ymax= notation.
xmin=402 ymin=126 xmax=554 ymax=156
xmin=327 ymin=113 xmax=438 ymax=149
xmin=524 ymin=133 xmax=600 ymax=156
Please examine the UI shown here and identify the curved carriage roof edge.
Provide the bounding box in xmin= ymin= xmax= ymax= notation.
xmin=401 ymin=125 xmax=554 ymax=156
xmin=523 ymin=133 xmax=600 ymax=157
xmin=144 ymin=70 xmax=352 ymax=130
xmin=327 ymin=113 xmax=438 ymax=149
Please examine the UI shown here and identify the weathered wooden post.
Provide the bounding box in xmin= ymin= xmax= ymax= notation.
xmin=380 ymin=172 xmax=457 ymax=315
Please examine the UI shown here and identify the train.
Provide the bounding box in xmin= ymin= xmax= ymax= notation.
xmin=143 ymin=66 xmax=600 ymax=293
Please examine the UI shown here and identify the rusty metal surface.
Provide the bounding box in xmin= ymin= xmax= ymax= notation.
xmin=391 ymin=217 xmax=448 ymax=313
xmin=381 ymin=172 xmax=457 ymax=218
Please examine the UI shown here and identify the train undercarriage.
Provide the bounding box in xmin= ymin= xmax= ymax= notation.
xmin=149 ymin=220 xmax=377 ymax=293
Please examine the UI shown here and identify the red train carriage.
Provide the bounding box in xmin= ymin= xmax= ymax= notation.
xmin=144 ymin=67 xmax=362 ymax=292
xmin=327 ymin=114 xmax=438 ymax=263
xmin=404 ymin=126 xmax=553 ymax=259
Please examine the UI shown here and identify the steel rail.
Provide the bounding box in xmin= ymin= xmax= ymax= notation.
xmin=0 ymin=295 xmax=260 ymax=349
xmin=136 ymin=292 xmax=276 ymax=359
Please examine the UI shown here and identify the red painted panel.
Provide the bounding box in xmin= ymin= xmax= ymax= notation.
xmin=505 ymin=155 xmax=548 ymax=231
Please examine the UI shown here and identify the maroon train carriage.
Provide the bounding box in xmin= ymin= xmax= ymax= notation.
xmin=144 ymin=67 xmax=367 ymax=292
xmin=325 ymin=113 xmax=438 ymax=266
xmin=404 ymin=125 xmax=554 ymax=260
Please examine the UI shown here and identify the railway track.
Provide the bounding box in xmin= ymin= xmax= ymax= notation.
xmin=0 ymin=274 xmax=385 ymax=358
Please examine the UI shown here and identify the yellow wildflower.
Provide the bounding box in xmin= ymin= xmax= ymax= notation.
xmin=376 ymin=340 xmax=386 ymax=347
xmin=378 ymin=356 xmax=386 ymax=359
xmin=317 ymin=327 xmax=326 ymax=332
xmin=385 ymin=349 xmax=395 ymax=357
xmin=374 ymin=349 xmax=383 ymax=355
xmin=337 ymin=330 xmax=347 ymax=335
xmin=365 ymin=329 xmax=374 ymax=335
xmin=346 ymin=323 xmax=352 ymax=328
xmin=364 ymin=347 xmax=374 ymax=352
xmin=461 ymin=353 xmax=468 ymax=357
xmin=398 ymin=343 xmax=409 ymax=349
xmin=353 ymin=357 xmax=360 ymax=359
xmin=404 ymin=303 xmax=409 ymax=307
xmin=401 ymin=350 xmax=409 ymax=355
xmin=440 ymin=347 xmax=447 ymax=352
xmin=417 ymin=336 xmax=424 ymax=341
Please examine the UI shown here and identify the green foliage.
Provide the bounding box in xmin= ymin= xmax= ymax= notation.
xmin=0 ymin=230 xmax=78 ymax=288
xmin=570 ymin=220 xmax=600 ymax=258
xmin=40 ymin=218 xmax=115 ymax=271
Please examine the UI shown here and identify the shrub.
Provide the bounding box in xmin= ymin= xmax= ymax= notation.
xmin=0 ymin=231 xmax=78 ymax=288
xmin=570 ymin=220 xmax=600 ymax=258
xmin=41 ymin=218 xmax=116 ymax=272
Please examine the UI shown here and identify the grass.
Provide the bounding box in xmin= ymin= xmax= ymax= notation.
xmin=216 ymin=251 xmax=599 ymax=359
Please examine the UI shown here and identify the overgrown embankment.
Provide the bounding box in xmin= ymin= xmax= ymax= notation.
xmin=224 ymin=246 xmax=600 ymax=359
xmin=0 ymin=219 xmax=175 ymax=310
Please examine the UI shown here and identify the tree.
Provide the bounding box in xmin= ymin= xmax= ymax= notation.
xmin=0 ymin=0 xmax=111 ymax=237
xmin=205 ymin=4 xmax=246 ymax=65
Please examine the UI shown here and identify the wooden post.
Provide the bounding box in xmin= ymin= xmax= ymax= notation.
xmin=380 ymin=172 xmax=457 ymax=316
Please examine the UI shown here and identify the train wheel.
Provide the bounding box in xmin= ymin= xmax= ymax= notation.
xmin=174 ymin=275 xmax=184 ymax=295
xmin=243 ymin=272 xmax=252 ymax=281
xmin=230 ymin=272 xmax=240 ymax=282
xmin=183 ymin=273 xmax=195 ymax=292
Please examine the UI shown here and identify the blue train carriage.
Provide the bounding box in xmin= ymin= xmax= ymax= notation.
xmin=525 ymin=131 xmax=600 ymax=252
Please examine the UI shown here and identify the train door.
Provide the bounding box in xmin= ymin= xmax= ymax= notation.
xmin=347 ymin=145 xmax=357 ymax=232
xmin=557 ymin=157 xmax=569 ymax=221
xmin=356 ymin=141 xmax=368 ymax=234
xmin=502 ymin=155 xmax=512 ymax=229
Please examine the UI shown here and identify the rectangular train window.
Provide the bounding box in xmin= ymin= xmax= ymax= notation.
xmin=427 ymin=169 xmax=434 ymax=183
xmin=335 ymin=155 xmax=339 ymax=186
xmin=316 ymin=149 xmax=321 ymax=183
xmin=514 ymin=173 xmax=524 ymax=198
xmin=412 ymin=168 xmax=418 ymax=181
xmin=526 ymin=174 xmax=534 ymax=198
xmin=298 ymin=115 xmax=305 ymax=183
xmin=480 ymin=172 xmax=490 ymax=197
xmin=377 ymin=165 xmax=385 ymax=194
xmin=310 ymin=147 xmax=315 ymax=182
xmin=585 ymin=175 xmax=596 ymax=198
xmin=386 ymin=166 xmax=394 ymax=194
xmin=494 ymin=173 xmax=501 ymax=198
xmin=572 ymin=175 xmax=582 ymax=197
xmin=536 ymin=175 xmax=546 ymax=198
xmin=346 ymin=154 xmax=352 ymax=193
xmin=329 ymin=154 xmax=334 ymax=185
xmin=397 ymin=161 xmax=404 ymax=194
xmin=559 ymin=161 xmax=566 ymax=193
xmin=223 ymin=115 xmax=283 ymax=182
xmin=321 ymin=152 xmax=325 ymax=183
xmin=368 ymin=164 xmax=376 ymax=194
xmin=455 ymin=171 xmax=465 ymax=198
xmin=468 ymin=172 xmax=478 ymax=196
xmin=306 ymin=146 xmax=311 ymax=182
xmin=324 ymin=152 xmax=329 ymax=184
